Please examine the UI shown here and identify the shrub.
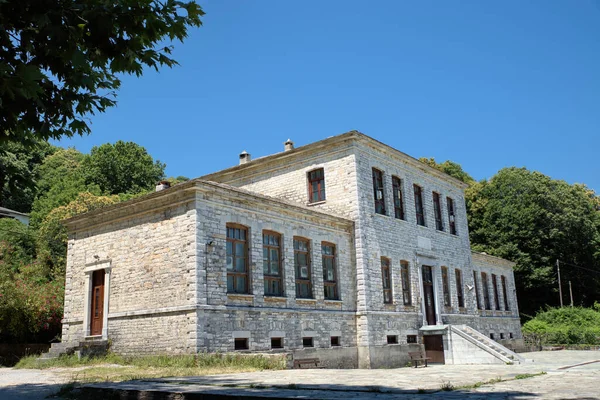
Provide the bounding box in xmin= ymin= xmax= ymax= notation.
xmin=522 ymin=306 xmax=600 ymax=345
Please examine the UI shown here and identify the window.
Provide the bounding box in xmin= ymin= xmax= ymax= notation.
xmin=387 ymin=335 xmax=398 ymax=344
xmin=492 ymin=274 xmax=500 ymax=310
xmin=308 ymin=168 xmax=325 ymax=203
xmin=234 ymin=338 xmax=249 ymax=350
xmin=263 ymin=231 xmax=283 ymax=296
xmin=473 ymin=271 xmax=482 ymax=310
xmin=500 ymin=333 xmax=505 ymax=340
xmin=447 ymin=197 xmax=457 ymax=235
xmin=302 ymin=337 xmax=314 ymax=347
xmin=322 ymin=243 xmax=339 ymax=300
xmin=441 ymin=266 xmax=451 ymax=307
xmin=407 ymin=335 xmax=417 ymax=344
xmin=330 ymin=336 xmax=340 ymax=347
xmin=509 ymin=332 xmax=514 ymax=339
xmin=481 ymin=272 xmax=491 ymax=310
xmin=294 ymin=237 xmax=312 ymax=298
xmin=392 ymin=176 xmax=405 ymax=220
xmin=381 ymin=257 xmax=392 ymax=304
xmin=226 ymin=224 xmax=249 ymax=294
xmin=433 ymin=192 xmax=444 ymax=231
xmin=455 ymin=269 xmax=464 ymax=308
xmin=401 ymin=261 xmax=412 ymax=305
xmin=490 ymin=333 xmax=495 ymax=340
xmin=271 ymin=337 xmax=283 ymax=349
xmin=414 ymin=185 xmax=425 ymax=226
xmin=372 ymin=168 xmax=386 ymax=215
xmin=501 ymin=275 xmax=510 ymax=311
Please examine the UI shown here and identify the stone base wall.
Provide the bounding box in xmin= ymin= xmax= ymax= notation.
xmin=292 ymin=347 xmax=358 ymax=369
xmin=368 ymin=343 xmax=423 ymax=368
xmin=199 ymin=308 xmax=357 ymax=354
xmin=108 ymin=310 xmax=197 ymax=355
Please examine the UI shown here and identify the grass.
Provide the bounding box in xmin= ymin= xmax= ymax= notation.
xmin=440 ymin=381 xmax=455 ymax=391
xmin=15 ymin=352 xmax=286 ymax=383
xmin=515 ymin=372 xmax=547 ymax=380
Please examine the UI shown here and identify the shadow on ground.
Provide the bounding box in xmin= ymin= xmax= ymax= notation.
xmin=76 ymin=377 xmax=542 ymax=399
xmin=0 ymin=382 xmax=67 ymax=400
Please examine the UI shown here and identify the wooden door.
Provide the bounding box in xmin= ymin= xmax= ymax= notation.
xmin=422 ymin=265 xmax=436 ymax=325
xmin=90 ymin=269 xmax=105 ymax=336
xmin=424 ymin=335 xmax=445 ymax=363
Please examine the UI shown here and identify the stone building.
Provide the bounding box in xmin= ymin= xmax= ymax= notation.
xmin=60 ymin=131 xmax=523 ymax=367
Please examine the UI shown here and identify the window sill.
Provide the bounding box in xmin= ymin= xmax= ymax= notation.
xmin=307 ymin=200 xmax=326 ymax=206
xmin=296 ymin=298 xmax=317 ymax=303
xmin=264 ymin=296 xmax=287 ymax=302
xmin=227 ymin=294 xmax=254 ymax=301
xmin=324 ymin=299 xmax=343 ymax=304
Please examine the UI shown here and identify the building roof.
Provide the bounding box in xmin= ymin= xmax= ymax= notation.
xmin=63 ymin=179 xmax=353 ymax=232
xmin=0 ymin=207 xmax=29 ymax=217
xmin=471 ymin=251 xmax=516 ymax=269
xmin=201 ymin=130 xmax=470 ymax=189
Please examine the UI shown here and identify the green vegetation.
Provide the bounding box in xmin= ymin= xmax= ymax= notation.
xmin=440 ymin=381 xmax=455 ymax=391
xmin=15 ymin=352 xmax=285 ymax=383
xmin=515 ymin=372 xmax=547 ymax=380
xmin=522 ymin=306 xmax=600 ymax=346
xmin=1 ymin=0 xmax=204 ymax=143
xmin=0 ymin=140 xmax=167 ymax=344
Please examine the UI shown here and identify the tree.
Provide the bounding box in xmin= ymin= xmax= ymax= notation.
xmin=37 ymin=192 xmax=118 ymax=275
xmin=419 ymin=157 xmax=475 ymax=184
xmin=466 ymin=168 xmax=600 ymax=316
xmin=29 ymin=148 xmax=100 ymax=228
xmin=0 ymin=0 xmax=204 ymax=143
xmin=81 ymin=141 xmax=165 ymax=195
xmin=0 ymin=139 xmax=54 ymax=212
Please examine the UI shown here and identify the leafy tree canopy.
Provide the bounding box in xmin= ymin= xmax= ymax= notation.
xmin=466 ymin=167 xmax=600 ymax=316
xmin=82 ymin=141 xmax=166 ymax=195
xmin=0 ymin=139 xmax=55 ymax=212
xmin=419 ymin=157 xmax=475 ymax=184
xmin=0 ymin=0 xmax=204 ymax=143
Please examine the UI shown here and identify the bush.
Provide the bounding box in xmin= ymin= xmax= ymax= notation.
xmin=522 ymin=306 xmax=600 ymax=346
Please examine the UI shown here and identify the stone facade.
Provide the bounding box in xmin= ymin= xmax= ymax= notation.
xmin=61 ymin=131 xmax=522 ymax=368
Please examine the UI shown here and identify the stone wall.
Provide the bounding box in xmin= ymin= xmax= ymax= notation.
xmin=193 ymin=183 xmax=356 ymax=355
xmin=62 ymin=191 xmax=198 ymax=353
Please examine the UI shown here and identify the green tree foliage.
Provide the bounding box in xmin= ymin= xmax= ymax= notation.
xmin=466 ymin=168 xmax=600 ymax=316
xmin=419 ymin=157 xmax=475 ymax=184
xmin=82 ymin=141 xmax=166 ymax=195
xmin=0 ymin=139 xmax=54 ymax=212
xmin=29 ymin=148 xmax=100 ymax=228
xmin=522 ymin=306 xmax=600 ymax=345
xmin=37 ymin=192 xmax=119 ymax=276
xmin=0 ymin=0 xmax=204 ymax=143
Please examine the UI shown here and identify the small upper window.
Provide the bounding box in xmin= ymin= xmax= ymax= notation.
xmin=392 ymin=176 xmax=405 ymax=220
xmin=433 ymin=192 xmax=444 ymax=231
xmin=308 ymin=168 xmax=326 ymax=203
xmin=372 ymin=168 xmax=386 ymax=215
xmin=414 ymin=185 xmax=425 ymax=226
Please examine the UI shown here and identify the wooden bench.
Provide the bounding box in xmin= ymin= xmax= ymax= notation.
xmin=293 ymin=358 xmax=323 ymax=369
xmin=408 ymin=351 xmax=431 ymax=368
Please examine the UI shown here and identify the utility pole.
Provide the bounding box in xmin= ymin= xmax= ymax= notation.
xmin=569 ymin=281 xmax=573 ymax=307
xmin=557 ymin=259 xmax=563 ymax=307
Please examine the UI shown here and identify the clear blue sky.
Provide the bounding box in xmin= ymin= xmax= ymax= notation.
xmin=56 ymin=0 xmax=600 ymax=192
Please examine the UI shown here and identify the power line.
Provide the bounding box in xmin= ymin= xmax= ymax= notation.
xmin=558 ymin=259 xmax=600 ymax=275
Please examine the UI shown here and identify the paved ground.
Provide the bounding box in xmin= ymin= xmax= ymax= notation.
xmin=1 ymin=350 xmax=599 ymax=399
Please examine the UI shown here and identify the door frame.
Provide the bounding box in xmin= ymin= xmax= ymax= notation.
xmin=417 ymin=257 xmax=443 ymax=326
xmin=83 ymin=260 xmax=112 ymax=339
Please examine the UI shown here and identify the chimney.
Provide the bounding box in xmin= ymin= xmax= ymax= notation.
xmin=284 ymin=138 xmax=294 ymax=152
xmin=239 ymin=150 xmax=251 ymax=165
xmin=155 ymin=180 xmax=171 ymax=192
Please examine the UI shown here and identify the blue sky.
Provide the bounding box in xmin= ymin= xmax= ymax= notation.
xmin=57 ymin=0 xmax=600 ymax=192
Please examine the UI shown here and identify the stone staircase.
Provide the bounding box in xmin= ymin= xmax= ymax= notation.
xmin=38 ymin=338 xmax=108 ymax=360
xmin=451 ymin=324 xmax=526 ymax=364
